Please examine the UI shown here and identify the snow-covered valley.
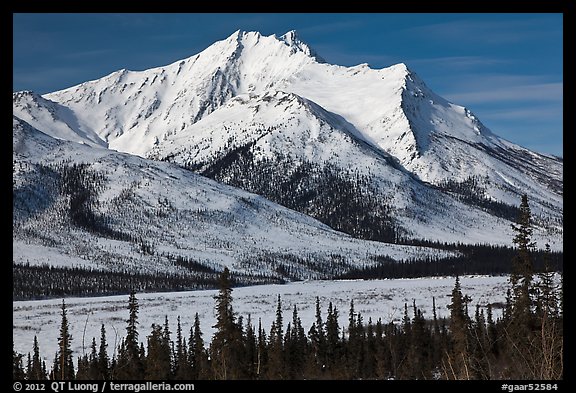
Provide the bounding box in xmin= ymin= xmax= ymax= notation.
xmin=13 ymin=276 xmax=510 ymax=362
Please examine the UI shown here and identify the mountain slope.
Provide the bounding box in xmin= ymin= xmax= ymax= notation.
xmin=283 ymin=62 xmax=562 ymax=207
xmin=12 ymin=30 xmax=562 ymax=249
xmin=13 ymin=116 xmax=451 ymax=288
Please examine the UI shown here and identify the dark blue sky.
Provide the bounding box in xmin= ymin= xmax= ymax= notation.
xmin=13 ymin=13 xmax=563 ymax=157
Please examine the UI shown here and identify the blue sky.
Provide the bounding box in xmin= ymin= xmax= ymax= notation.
xmin=13 ymin=13 xmax=563 ymax=157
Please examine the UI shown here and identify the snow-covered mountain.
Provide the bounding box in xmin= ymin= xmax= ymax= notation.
xmin=13 ymin=30 xmax=562 ymax=249
xmin=14 ymin=116 xmax=453 ymax=288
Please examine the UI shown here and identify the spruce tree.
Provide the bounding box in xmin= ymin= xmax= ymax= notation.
xmin=244 ymin=314 xmax=258 ymax=379
xmin=430 ymin=296 xmax=443 ymax=369
xmin=189 ymin=312 xmax=207 ymax=379
xmin=267 ymin=294 xmax=285 ymax=379
xmin=174 ymin=316 xmax=191 ymax=380
xmin=446 ymin=277 xmax=471 ymax=379
xmin=362 ymin=317 xmax=376 ymax=379
xmin=506 ymin=195 xmax=542 ymax=378
xmin=115 ymin=291 xmax=144 ymax=379
xmin=97 ymin=324 xmax=110 ymax=380
xmin=395 ymin=303 xmax=412 ymax=379
xmin=29 ymin=336 xmax=46 ymax=380
xmin=87 ymin=338 xmax=99 ymax=379
xmin=307 ymin=296 xmax=326 ymax=376
xmin=408 ymin=301 xmax=430 ymax=379
xmin=285 ymin=305 xmax=306 ymax=378
xmin=210 ymin=267 xmax=239 ymax=379
xmin=145 ymin=324 xmax=172 ymax=380
xmin=256 ymin=319 xmax=268 ymax=379
xmin=510 ymin=194 xmax=536 ymax=326
xmin=56 ymin=300 xmax=74 ymax=380
xmin=50 ymin=353 xmax=59 ymax=380
xmin=126 ymin=291 xmax=140 ymax=354
xmin=345 ymin=300 xmax=362 ymax=378
xmin=162 ymin=316 xmax=173 ymax=377
xmin=75 ymin=354 xmax=89 ymax=380
xmin=325 ymin=302 xmax=341 ymax=376
xmin=470 ymin=305 xmax=490 ymax=379
xmin=374 ymin=318 xmax=390 ymax=379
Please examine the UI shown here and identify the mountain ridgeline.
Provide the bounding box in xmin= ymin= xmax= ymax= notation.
xmin=13 ymin=30 xmax=562 ymax=249
xmin=12 ymin=30 xmax=562 ymax=295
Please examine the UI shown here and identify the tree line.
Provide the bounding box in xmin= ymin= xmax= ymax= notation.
xmin=13 ymin=195 xmax=563 ymax=380
xmin=12 ymin=262 xmax=283 ymax=301
xmin=340 ymin=243 xmax=562 ymax=280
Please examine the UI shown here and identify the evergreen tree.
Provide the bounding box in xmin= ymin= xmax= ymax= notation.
xmin=503 ymin=288 xmax=513 ymax=322
xmin=285 ymin=305 xmax=306 ymax=379
xmin=345 ymin=300 xmax=363 ymax=378
xmin=50 ymin=353 xmax=59 ymax=380
xmin=231 ymin=315 xmax=247 ymax=378
xmin=75 ymin=354 xmax=90 ymax=380
xmin=210 ymin=267 xmax=241 ymax=379
xmin=162 ymin=316 xmax=173 ymax=377
xmin=115 ymin=291 xmax=144 ymax=379
xmin=256 ymin=319 xmax=268 ymax=379
xmin=76 ymin=342 xmax=97 ymax=380
xmin=446 ymin=277 xmax=471 ymax=379
xmin=407 ymin=301 xmax=431 ymax=379
xmin=394 ymin=303 xmax=412 ymax=379
xmin=307 ymin=296 xmax=326 ymax=376
xmin=189 ymin=313 xmax=207 ymax=379
xmin=55 ymin=300 xmax=74 ymax=380
xmin=173 ymin=316 xmax=191 ymax=380
xmin=510 ymin=194 xmax=536 ymax=326
xmin=28 ymin=336 xmax=46 ymax=380
xmin=243 ymin=314 xmax=258 ymax=379
xmin=272 ymin=295 xmax=284 ymax=342
xmin=430 ymin=297 xmax=443 ymax=370
xmin=82 ymin=338 xmax=99 ymax=380
xmin=470 ymin=305 xmax=490 ymax=379
xmin=362 ymin=317 xmax=376 ymax=379
xmin=325 ymin=302 xmax=341 ymax=376
xmin=267 ymin=295 xmax=285 ymax=379
xmin=505 ymin=195 xmax=544 ymax=379
xmin=126 ymin=291 xmax=140 ymax=355
xmin=97 ymin=325 xmax=110 ymax=380
xmin=145 ymin=324 xmax=172 ymax=380
xmin=374 ymin=318 xmax=390 ymax=379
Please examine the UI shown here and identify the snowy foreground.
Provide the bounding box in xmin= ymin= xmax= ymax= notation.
xmin=13 ymin=276 xmax=509 ymax=361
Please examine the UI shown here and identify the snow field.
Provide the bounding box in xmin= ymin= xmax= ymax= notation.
xmin=13 ymin=276 xmax=509 ymax=362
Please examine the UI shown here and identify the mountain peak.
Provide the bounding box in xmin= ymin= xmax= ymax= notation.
xmin=280 ymin=30 xmax=325 ymax=63
xmin=12 ymin=30 xmax=563 ymax=250
xmin=390 ymin=62 xmax=410 ymax=72
xmin=225 ymin=29 xmax=325 ymax=64
xmin=232 ymin=29 xmax=262 ymax=40
xmin=280 ymin=29 xmax=299 ymax=44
